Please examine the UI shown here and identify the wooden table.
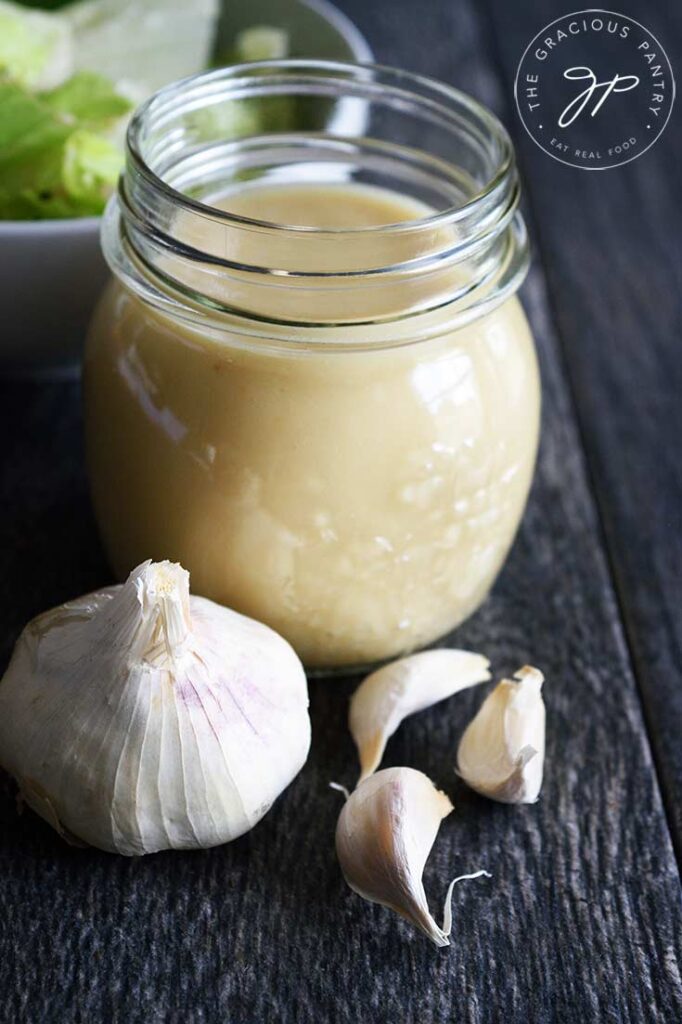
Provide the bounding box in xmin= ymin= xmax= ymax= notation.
xmin=1 ymin=1 xmax=680 ymax=1020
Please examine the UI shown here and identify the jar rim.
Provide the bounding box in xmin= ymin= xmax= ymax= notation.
xmin=104 ymin=58 xmax=529 ymax=339
xmin=126 ymin=59 xmax=515 ymax=237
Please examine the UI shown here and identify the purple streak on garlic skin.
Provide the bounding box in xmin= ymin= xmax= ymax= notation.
xmin=0 ymin=560 xmax=311 ymax=855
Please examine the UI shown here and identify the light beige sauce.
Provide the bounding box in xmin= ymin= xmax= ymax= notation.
xmin=85 ymin=183 xmax=540 ymax=667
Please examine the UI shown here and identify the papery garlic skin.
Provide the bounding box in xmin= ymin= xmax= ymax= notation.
xmin=0 ymin=560 xmax=311 ymax=855
xmin=335 ymin=766 xmax=456 ymax=946
xmin=350 ymin=649 xmax=491 ymax=784
xmin=457 ymin=665 xmax=545 ymax=804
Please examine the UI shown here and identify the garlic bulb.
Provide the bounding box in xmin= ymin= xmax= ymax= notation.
xmin=457 ymin=665 xmax=545 ymax=803
xmin=349 ymin=649 xmax=490 ymax=783
xmin=335 ymin=766 xmax=489 ymax=946
xmin=0 ymin=560 xmax=311 ymax=855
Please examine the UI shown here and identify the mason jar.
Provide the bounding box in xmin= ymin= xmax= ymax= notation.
xmin=84 ymin=60 xmax=540 ymax=669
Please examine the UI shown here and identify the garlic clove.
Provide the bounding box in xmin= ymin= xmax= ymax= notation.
xmin=0 ymin=560 xmax=311 ymax=855
xmin=456 ymin=665 xmax=545 ymax=804
xmin=335 ymin=766 xmax=485 ymax=947
xmin=349 ymin=649 xmax=491 ymax=783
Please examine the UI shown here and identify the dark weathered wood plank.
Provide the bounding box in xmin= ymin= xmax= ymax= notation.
xmin=486 ymin=0 xmax=682 ymax=854
xmin=0 ymin=2 xmax=680 ymax=1022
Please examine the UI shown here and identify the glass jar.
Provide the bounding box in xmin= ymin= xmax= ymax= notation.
xmin=84 ymin=61 xmax=539 ymax=670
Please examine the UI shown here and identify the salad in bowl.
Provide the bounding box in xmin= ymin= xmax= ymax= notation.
xmin=0 ymin=0 xmax=370 ymax=373
xmin=0 ymin=0 xmax=219 ymax=220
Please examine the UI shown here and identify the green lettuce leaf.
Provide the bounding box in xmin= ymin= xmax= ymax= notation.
xmin=0 ymin=74 xmax=125 ymax=219
xmin=40 ymin=70 xmax=131 ymax=128
xmin=0 ymin=0 xmax=73 ymax=89
xmin=62 ymin=127 xmax=122 ymax=207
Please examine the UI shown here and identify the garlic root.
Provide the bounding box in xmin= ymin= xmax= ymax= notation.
xmin=349 ymin=649 xmax=490 ymax=784
xmin=457 ymin=665 xmax=545 ymax=804
xmin=0 ymin=560 xmax=311 ymax=855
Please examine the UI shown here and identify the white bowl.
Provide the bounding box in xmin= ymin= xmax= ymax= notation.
xmin=0 ymin=216 xmax=108 ymax=378
xmin=0 ymin=0 xmax=372 ymax=378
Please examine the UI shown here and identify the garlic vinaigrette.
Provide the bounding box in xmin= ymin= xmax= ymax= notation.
xmin=85 ymin=62 xmax=539 ymax=668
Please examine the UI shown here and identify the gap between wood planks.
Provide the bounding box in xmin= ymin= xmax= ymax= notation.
xmin=480 ymin=0 xmax=682 ymax=869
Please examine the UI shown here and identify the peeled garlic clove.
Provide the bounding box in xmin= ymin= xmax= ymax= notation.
xmin=335 ymin=766 xmax=457 ymax=946
xmin=0 ymin=560 xmax=311 ymax=855
xmin=350 ymin=649 xmax=491 ymax=783
xmin=457 ymin=665 xmax=545 ymax=803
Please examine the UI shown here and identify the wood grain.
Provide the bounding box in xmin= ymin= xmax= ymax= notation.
xmin=0 ymin=2 xmax=680 ymax=1021
xmin=486 ymin=0 xmax=682 ymax=856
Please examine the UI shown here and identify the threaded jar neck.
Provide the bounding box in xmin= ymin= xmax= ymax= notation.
xmin=102 ymin=60 xmax=529 ymax=346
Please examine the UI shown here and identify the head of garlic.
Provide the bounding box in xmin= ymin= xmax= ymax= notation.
xmin=456 ymin=665 xmax=545 ymax=804
xmin=334 ymin=766 xmax=489 ymax=946
xmin=0 ymin=560 xmax=311 ymax=855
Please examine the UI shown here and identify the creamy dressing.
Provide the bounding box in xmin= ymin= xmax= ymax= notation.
xmin=85 ymin=182 xmax=540 ymax=667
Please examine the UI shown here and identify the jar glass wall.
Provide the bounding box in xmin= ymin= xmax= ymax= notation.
xmin=85 ymin=61 xmax=540 ymax=669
